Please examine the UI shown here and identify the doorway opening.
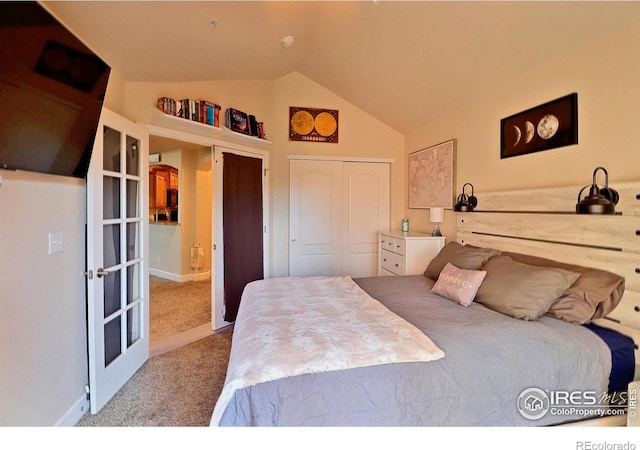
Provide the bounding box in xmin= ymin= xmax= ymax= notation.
xmin=148 ymin=135 xmax=214 ymax=356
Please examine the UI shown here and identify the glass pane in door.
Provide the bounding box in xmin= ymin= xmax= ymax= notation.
xmin=126 ymin=222 xmax=139 ymax=261
xmin=127 ymin=303 xmax=141 ymax=347
xmin=104 ymin=268 xmax=122 ymax=317
xmin=103 ymin=176 xmax=121 ymax=220
xmin=126 ymin=180 xmax=138 ymax=218
xmin=104 ymin=316 xmax=122 ymax=366
xmin=103 ymin=127 xmax=121 ymax=173
xmin=103 ymin=224 xmax=121 ymax=268
xmin=126 ymin=263 xmax=140 ymax=305
xmin=126 ymin=135 xmax=139 ymax=176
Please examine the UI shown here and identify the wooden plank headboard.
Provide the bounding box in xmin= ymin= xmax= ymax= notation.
xmin=455 ymin=181 xmax=640 ymax=378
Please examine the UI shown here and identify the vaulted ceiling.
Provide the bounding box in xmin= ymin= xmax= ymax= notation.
xmin=43 ymin=1 xmax=640 ymax=135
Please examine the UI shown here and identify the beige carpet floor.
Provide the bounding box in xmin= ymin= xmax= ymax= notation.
xmin=149 ymin=276 xmax=211 ymax=341
xmin=76 ymin=326 xmax=232 ymax=427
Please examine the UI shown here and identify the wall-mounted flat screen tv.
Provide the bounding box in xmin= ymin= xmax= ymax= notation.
xmin=0 ymin=2 xmax=110 ymax=178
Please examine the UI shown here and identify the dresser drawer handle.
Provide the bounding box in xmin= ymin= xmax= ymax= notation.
xmin=634 ymin=306 xmax=640 ymax=313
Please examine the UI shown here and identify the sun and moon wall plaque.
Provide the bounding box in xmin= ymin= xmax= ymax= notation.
xmin=289 ymin=106 xmax=339 ymax=143
xmin=500 ymin=93 xmax=578 ymax=159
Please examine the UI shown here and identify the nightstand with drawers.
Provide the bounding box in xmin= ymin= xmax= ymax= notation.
xmin=378 ymin=231 xmax=446 ymax=276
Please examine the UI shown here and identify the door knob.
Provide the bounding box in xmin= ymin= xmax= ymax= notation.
xmin=96 ymin=268 xmax=111 ymax=278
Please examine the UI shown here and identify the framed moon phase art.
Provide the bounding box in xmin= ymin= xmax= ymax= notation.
xmin=289 ymin=106 xmax=339 ymax=143
xmin=500 ymin=93 xmax=578 ymax=159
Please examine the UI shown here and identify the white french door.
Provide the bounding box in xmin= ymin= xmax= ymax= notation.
xmin=86 ymin=108 xmax=150 ymax=413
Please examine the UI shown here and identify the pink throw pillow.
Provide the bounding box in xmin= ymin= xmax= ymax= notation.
xmin=431 ymin=262 xmax=487 ymax=307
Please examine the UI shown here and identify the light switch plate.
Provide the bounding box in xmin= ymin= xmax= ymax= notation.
xmin=49 ymin=232 xmax=64 ymax=255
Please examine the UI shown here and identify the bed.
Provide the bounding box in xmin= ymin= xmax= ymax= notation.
xmin=210 ymin=181 xmax=640 ymax=427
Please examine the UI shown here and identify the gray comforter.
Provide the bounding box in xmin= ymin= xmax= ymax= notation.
xmin=217 ymin=275 xmax=611 ymax=426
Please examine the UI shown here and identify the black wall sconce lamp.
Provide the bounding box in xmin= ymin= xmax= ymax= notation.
xmin=576 ymin=166 xmax=619 ymax=214
xmin=454 ymin=183 xmax=478 ymax=212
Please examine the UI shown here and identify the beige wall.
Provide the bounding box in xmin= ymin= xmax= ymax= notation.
xmin=121 ymin=72 xmax=405 ymax=278
xmin=0 ymin=171 xmax=87 ymax=425
xmin=405 ymin=19 xmax=640 ymax=240
xmin=270 ymin=72 xmax=405 ymax=276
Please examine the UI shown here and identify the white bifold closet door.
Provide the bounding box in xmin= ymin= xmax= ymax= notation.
xmin=289 ymin=159 xmax=390 ymax=278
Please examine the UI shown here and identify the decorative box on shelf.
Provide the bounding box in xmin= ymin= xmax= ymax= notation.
xmin=378 ymin=230 xmax=446 ymax=276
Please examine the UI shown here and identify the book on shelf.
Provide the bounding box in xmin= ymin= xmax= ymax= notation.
xmin=225 ymin=107 xmax=250 ymax=135
xmin=157 ymin=97 xmax=265 ymax=140
xmin=157 ymin=97 xmax=177 ymax=116
xmin=159 ymin=97 xmax=221 ymax=128
xmin=177 ymin=98 xmax=190 ymax=120
xmin=203 ymin=101 xmax=221 ymax=127
xmin=248 ymin=114 xmax=260 ymax=137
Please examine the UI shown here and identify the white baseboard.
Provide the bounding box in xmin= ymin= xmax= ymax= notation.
xmin=149 ymin=268 xmax=211 ymax=282
xmin=54 ymin=392 xmax=90 ymax=426
xmin=192 ymin=271 xmax=211 ymax=282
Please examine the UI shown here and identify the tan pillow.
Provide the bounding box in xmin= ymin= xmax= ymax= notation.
xmin=424 ymin=242 xmax=500 ymax=280
xmin=501 ymin=250 xmax=625 ymax=324
xmin=475 ymin=255 xmax=581 ymax=321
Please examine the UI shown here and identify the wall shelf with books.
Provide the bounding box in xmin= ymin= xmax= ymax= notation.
xmin=153 ymin=107 xmax=224 ymax=134
xmin=154 ymin=97 xmax=271 ymax=146
xmin=151 ymin=108 xmax=272 ymax=146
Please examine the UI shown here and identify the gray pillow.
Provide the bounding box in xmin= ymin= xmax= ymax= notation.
xmin=475 ymin=255 xmax=581 ymax=321
xmin=500 ymin=250 xmax=625 ymax=324
xmin=424 ymin=242 xmax=500 ymax=280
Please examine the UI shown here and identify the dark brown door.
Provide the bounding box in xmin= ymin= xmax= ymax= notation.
xmin=222 ymin=152 xmax=264 ymax=321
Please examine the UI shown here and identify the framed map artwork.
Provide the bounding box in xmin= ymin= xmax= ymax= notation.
xmin=408 ymin=139 xmax=455 ymax=209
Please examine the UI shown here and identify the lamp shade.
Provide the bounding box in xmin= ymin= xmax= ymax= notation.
xmin=429 ymin=207 xmax=444 ymax=223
